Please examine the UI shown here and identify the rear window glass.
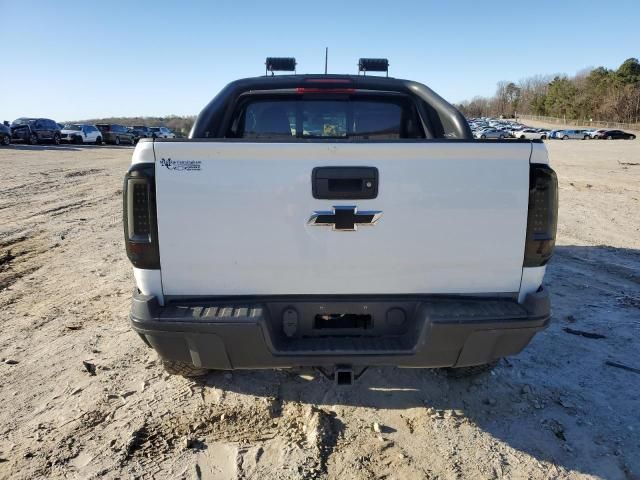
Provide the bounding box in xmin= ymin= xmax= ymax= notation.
xmin=231 ymin=96 xmax=423 ymax=140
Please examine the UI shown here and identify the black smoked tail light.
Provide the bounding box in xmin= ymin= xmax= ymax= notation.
xmin=123 ymin=163 xmax=160 ymax=269
xmin=524 ymin=164 xmax=558 ymax=267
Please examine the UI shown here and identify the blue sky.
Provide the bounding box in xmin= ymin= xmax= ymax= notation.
xmin=2 ymin=0 xmax=639 ymax=121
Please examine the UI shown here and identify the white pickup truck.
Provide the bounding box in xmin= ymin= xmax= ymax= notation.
xmin=123 ymin=60 xmax=558 ymax=383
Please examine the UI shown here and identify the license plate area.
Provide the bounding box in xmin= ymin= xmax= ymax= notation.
xmin=314 ymin=313 xmax=372 ymax=330
xmin=266 ymin=300 xmax=417 ymax=339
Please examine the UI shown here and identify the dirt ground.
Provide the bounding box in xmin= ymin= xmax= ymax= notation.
xmin=0 ymin=139 xmax=639 ymax=480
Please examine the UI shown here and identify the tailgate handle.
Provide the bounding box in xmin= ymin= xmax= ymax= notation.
xmin=312 ymin=167 xmax=378 ymax=199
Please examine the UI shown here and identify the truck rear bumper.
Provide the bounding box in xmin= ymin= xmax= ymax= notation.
xmin=130 ymin=290 xmax=550 ymax=370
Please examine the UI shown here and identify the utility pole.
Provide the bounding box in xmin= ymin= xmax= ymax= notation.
xmin=324 ymin=47 xmax=328 ymax=74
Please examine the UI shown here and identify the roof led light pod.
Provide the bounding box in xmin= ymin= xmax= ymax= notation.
xmin=358 ymin=58 xmax=389 ymax=76
xmin=265 ymin=57 xmax=297 ymax=75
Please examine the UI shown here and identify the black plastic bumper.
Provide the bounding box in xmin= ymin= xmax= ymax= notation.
xmin=130 ymin=290 xmax=550 ymax=370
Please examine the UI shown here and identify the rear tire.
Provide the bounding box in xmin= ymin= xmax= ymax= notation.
xmin=562 ymin=135 xmax=569 ymax=140
xmin=607 ymin=135 xmax=613 ymax=140
xmin=115 ymin=136 xmax=120 ymax=145
xmin=442 ymin=360 xmax=498 ymax=379
xmin=541 ymin=135 xmax=547 ymax=139
xmin=629 ymin=135 xmax=636 ymax=140
xmin=1 ymin=136 xmax=9 ymax=146
xmin=161 ymin=359 xmax=209 ymax=378
xmin=53 ymin=134 xmax=61 ymax=145
xmin=29 ymin=133 xmax=39 ymax=145
xmin=583 ymin=135 xmax=589 ymax=140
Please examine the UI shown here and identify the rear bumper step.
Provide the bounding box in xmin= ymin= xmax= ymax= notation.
xmin=130 ymin=289 xmax=550 ymax=370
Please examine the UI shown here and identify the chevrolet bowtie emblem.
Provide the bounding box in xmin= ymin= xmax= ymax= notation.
xmin=307 ymin=206 xmax=382 ymax=231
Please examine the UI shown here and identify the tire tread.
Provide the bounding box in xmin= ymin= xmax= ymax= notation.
xmin=161 ymin=359 xmax=209 ymax=378
xmin=442 ymin=360 xmax=498 ymax=379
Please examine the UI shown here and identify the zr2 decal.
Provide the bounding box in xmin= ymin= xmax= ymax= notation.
xmin=160 ymin=158 xmax=201 ymax=171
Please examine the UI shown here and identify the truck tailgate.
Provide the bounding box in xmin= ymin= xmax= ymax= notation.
xmin=153 ymin=142 xmax=531 ymax=296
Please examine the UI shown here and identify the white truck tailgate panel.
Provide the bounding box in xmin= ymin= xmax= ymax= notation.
xmin=154 ymin=142 xmax=531 ymax=296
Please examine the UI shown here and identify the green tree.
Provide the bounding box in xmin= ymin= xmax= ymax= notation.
xmin=505 ymin=82 xmax=521 ymax=116
xmin=544 ymin=76 xmax=578 ymax=119
xmin=530 ymin=94 xmax=547 ymax=115
xmin=616 ymin=58 xmax=640 ymax=84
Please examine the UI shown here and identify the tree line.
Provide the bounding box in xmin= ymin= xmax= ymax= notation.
xmin=456 ymin=58 xmax=640 ymax=124
xmin=73 ymin=115 xmax=196 ymax=137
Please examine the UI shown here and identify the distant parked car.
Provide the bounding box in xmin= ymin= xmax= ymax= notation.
xmin=131 ymin=125 xmax=153 ymax=139
xmin=515 ymin=128 xmax=547 ymax=140
xmin=474 ymin=128 xmax=508 ymax=139
xmin=149 ymin=126 xmax=176 ymax=139
xmin=547 ymin=130 xmax=561 ymax=139
xmin=0 ymin=123 xmax=11 ymax=146
xmin=126 ymin=127 xmax=140 ymax=144
xmin=558 ymin=129 xmax=588 ymax=140
xmin=595 ymin=129 xmax=636 ymax=140
xmin=11 ymin=118 xmax=61 ymax=145
xmin=60 ymin=124 xmax=103 ymax=144
xmin=96 ymin=124 xmax=136 ymax=145
xmin=588 ymin=129 xmax=607 ymax=139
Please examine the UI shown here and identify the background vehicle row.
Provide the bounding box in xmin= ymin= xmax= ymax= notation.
xmin=1 ymin=118 xmax=177 ymax=146
xmin=469 ymin=117 xmax=636 ymax=141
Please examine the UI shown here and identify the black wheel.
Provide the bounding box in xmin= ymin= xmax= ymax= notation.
xmin=161 ymin=359 xmax=209 ymax=378
xmin=442 ymin=361 xmax=499 ymax=379
xmin=519 ymin=135 xmax=525 ymax=139
xmin=53 ymin=134 xmax=61 ymax=145
xmin=29 ymin=133 xmax=39 ymax=145
xmin=1 ymin=135 xmax=9 ymax=146
xmin=75 ymin=135 xmax=83 ymax=145
xmin=607 ymin=135 xmax=613 ymax=140
xmin=562 ymin=135 xmax=569 ymax=140
xmin=115 ymin=136 xmax=120 ymax=145
xmin=95 ymin=136 xmax=102 ymax=145
xmin=541 ymin=135 xmax=547 ymax=139
xmin=583 ymin=135 xmax=589 ymax=140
